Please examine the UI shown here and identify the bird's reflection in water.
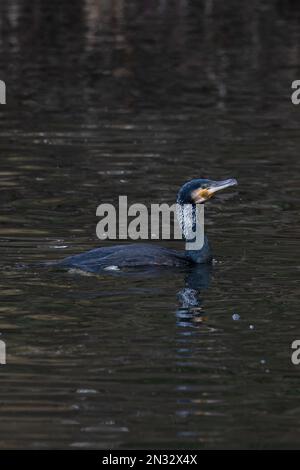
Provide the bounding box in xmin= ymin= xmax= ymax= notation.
xmin=174 ymin=264 xmax=216 ymax=433
xmin=176 ymin=264 xmax=212 ymax=327
xmin=46 ymin=262 xmax=213 ymax=318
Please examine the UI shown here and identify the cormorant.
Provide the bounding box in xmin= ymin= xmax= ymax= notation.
xmin=53 ymin=178 xmax=237 ymax=273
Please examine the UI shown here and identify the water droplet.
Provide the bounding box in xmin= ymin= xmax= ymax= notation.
xmin=232 ymin=313 xmax=240 ymax=321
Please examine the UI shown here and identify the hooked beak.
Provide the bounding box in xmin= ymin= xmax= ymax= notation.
xmin=192 ymin=178 xmax=238 ymax=203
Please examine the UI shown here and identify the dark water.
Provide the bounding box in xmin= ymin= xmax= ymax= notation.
xmin=0 ymin=0 xmax=300 ymax=449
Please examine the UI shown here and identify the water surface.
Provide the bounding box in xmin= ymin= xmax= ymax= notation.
xmin=0 ymin=0 xmax=299 ymax=449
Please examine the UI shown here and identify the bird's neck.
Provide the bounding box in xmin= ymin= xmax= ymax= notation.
xmin=176 ymin=203 xmax=212 ymax=264
xmin=185 ymin=235 xmax=212 ymax=263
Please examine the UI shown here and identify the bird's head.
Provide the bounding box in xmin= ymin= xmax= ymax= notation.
xmin=177 ymin=178 xmax=238 ymax=205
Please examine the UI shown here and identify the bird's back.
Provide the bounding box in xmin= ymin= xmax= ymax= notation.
xmin=55 ymin=243 xmax=188 ymax=272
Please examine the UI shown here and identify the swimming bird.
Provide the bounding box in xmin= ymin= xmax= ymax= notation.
xmin=53 ymin=178 xmax=237 ymax=273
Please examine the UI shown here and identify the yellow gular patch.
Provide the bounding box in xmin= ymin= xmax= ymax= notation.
xmin=192 ymin=188 xmax=212 ymax=202
xmin=199 ymin=189 xmax=212 ymax=199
